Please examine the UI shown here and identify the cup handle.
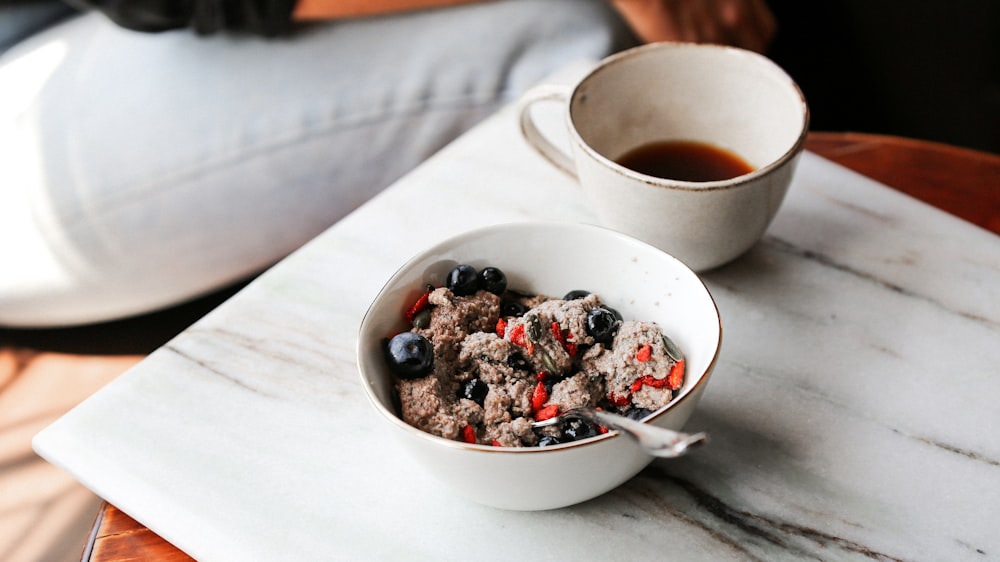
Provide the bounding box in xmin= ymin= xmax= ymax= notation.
xmin=517 ymin=84 xmax=577 ymax=178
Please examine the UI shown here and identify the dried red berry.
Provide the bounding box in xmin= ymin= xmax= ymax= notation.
xmin=534 ymin=404 xmax=559 ymax=421
xmin=496 ymin=317 xmax=507 ymax=338
xmin=636 ymin=344 xmax=652 ymax=362
xmin=667 ymin=359 xmax=685 ymax=390
xmin=630 ymin=361 xmax=685 ymax=393
xmin=531 ymin=381 xmax=549 ymax=413
xmin=461 ymin=425 xmax=476 ymax=444
xmin=631 ymin=375 xmax=666 ymax=393
xmin=405 ymin=291 xmax=431 ymax=323
xmin=607 ymin=392 xmax=631 ymax=407
xmin=509 ymin=324 xmax=526 ymax=347
xmin=491 ymin=440 xmax=502 ymax=447
xmin=552 ymin=322 xmax=579 ymax=357
xmin=551 ymin=321 xmax=578 ymax=356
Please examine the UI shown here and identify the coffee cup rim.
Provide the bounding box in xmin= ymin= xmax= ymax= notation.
xmin=566 ymin=42 xmax=810 ymax=192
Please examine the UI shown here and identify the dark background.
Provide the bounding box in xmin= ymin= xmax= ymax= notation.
xmin=767 ymin=0 xmax=999 ymax=154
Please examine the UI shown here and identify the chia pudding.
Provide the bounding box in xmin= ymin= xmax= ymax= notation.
xmin=384 ymin=264 xmax=685 ymax=447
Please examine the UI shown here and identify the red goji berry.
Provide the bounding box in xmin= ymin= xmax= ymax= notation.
xmin=496 ymin=317 xmax=507 ymax=338
xmin=551 ymin=321 xmax=579 ymax=356
xmin=404 ymin=291 xmax=431 ymax=323
xmin=630 ymin=374 xmax=667 ymax=393
xmin=534 ymin=404 xmax=559 ymax=421
xmin=598 ymin=426 xmax=609 ymax=434
xmin=491 ymin=440 xmax=502 ymax=447
xmin=607 ymin=392 xmax=631 ymax=407
xmin=631 ymin=363 xmax=686 ymax=393
xmin=667 ymin=359 xmax=685 ymax=390
xmin=461 ymin=425 xmax=476 ymax=444
xmin=636 ymin=344 xmax=652 ymax=362
xmin=536 ymin=372 xmax=547 ymax=382
xmin=531 ymin=381 xmax=549 ymax=413
xmin=509 ymin=324 xmax=526 ymax=347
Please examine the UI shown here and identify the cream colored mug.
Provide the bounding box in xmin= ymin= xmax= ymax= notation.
xmin=518 ymin=42 xmax=809 ymax=271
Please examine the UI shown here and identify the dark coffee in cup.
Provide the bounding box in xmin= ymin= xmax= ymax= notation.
xmin=615 ymin=140 xmax=754 ymax=182
xmin=517 ymin=43 xmax=809 ymax=271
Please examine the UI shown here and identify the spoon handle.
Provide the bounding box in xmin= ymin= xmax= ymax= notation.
xmin=566 ymin=409 xmax=707 ymax=458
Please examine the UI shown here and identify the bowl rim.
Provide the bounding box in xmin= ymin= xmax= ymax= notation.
xmin=356 ymin=220 xmax=722 ymax=454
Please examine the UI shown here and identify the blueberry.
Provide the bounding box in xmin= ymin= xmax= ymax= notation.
xmin=479 ymin=267 xmax=507 ymax=296
xmin=458 ymin=378 xmax=489 ymax=406
xmin=625 ymin=407 xmax=654 ymax=421
xmin=384 ymin=332 xmax=434 ymax=379
xmin=563 ymin=290 xmax=590 ymax=300
xmin=537 ymin=435 xmax=562 ymax=447
xmin=563 ymin=419 xmax=598 ymax=442
xmin=446 ymin=264 xmax=479 ymax=296
xmin=500 ymin=300 xmax=527 ymax=317
xmin=506 ymin=353 xmax=531 ymax=372
xmin=586 ymin=307 xmax=621 ymax=344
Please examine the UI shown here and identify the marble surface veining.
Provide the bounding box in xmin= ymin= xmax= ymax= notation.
xmin=34 ymin=86 xmax=1000 ymax=561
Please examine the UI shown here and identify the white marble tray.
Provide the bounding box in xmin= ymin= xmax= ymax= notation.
xmin=34 ymin=91 xmax=1000 ymax=560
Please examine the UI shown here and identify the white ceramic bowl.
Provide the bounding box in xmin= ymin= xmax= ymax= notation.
xmin=357 ymin=222 xmax=721 ymax=510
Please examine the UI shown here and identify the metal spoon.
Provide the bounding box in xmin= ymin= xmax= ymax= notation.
xmin=532 ymin=407 xmax=707 ymax=458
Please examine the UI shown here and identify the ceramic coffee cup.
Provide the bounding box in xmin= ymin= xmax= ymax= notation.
xmin=518 ymin=42 xmax=809 ymax=271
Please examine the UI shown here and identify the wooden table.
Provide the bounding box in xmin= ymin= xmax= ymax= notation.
xmin=22 ymin=131 xmax=1000 ymax=561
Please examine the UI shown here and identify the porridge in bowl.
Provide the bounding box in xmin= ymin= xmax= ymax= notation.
xmin=384 ymin=263 xmax=686 ymax=448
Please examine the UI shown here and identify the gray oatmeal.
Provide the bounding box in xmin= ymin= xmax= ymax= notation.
xmin=387 ymin=273 xmax=685 ymax=447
